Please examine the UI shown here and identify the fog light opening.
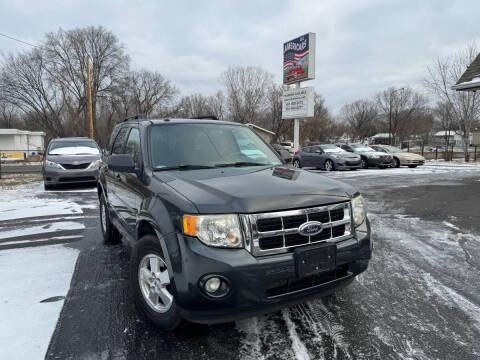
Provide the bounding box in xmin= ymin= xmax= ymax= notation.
xmin=200 ymin=275 xmax=230 ymax=298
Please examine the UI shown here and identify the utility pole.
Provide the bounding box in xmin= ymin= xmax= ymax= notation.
xmin=86 ymin=56 xmax=94 ymax=139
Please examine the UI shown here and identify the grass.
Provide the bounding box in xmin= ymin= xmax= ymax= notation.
xmin=0 ymin=174 xmax=42 ymax=188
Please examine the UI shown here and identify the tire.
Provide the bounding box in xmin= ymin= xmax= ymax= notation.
xmin=361 ymin=158 xmax=368 ymax=169
xmin=130 ymin=235 xmax=182 ymax=331
xmin=100 ymin=194 xmax=120 ymax=244
xmin=324 ymin=159 xmax=334 ymax=171
xmin=293 ymin=159 xmax=302 ymax=168
xmin=393 ymin=157 xmax=400 ymax=168
xmin=44 ymin=182 xmax=54 ymax=191
xmin=408 ymin=165 xmax=417 ymax=168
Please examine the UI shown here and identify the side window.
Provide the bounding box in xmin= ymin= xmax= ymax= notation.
xmin=303 ymin=147 xmax=310 ymax=153
xmin=124 ymin=128 xmax=141 ymax=167
xmin=107 ymin=127 xmax=120 ymax=155
xmin=112 ymin=127 xmax=129 ymax=154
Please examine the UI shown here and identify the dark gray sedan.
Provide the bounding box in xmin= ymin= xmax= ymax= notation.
xmin=43 ymin=137 xmax=101 ymax=190
xmin=292 ymin=144 xmax=362 ymax=171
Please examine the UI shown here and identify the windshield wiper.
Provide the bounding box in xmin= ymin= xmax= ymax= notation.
xmin=154 ymin=164 xmax=215 ymax=171
xmin=214 ymin=162 xmax=270 ymax=168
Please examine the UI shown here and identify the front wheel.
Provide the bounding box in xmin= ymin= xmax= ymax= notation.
xmin=361 ymin=158 xmax=368 ymax=169
xmin=293 ymin=159 xmax=302 ymax=168
xmin=131 ymin=235 xmax=182 ymax=331
xmin=393 ymin=157 xmax=400 ymax=168
xmin=324 ymin=159 xmax=334 ymax=171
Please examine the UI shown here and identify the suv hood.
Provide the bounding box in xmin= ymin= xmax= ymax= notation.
xmin=158 ymin=166 xmax=357 ymax=214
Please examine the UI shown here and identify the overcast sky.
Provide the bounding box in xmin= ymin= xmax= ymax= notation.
xmin=1 ymin=0 xmax=479 ymax=114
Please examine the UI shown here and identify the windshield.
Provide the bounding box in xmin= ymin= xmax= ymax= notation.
xmin=320 ymin=145 xmax=346 ymax=153
xmin=351 ymin=144 xmax=375 ymax=152
xmin=382 ymin=145 xmax=404 ymax=153
xmin=149 ymin=123 xmax=282 ymax=169
xmin=48 ymin=141 xmax=99 ymax=155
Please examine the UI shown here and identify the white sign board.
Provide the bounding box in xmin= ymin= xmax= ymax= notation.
xmin=282 ymin=87 xmax=314 ymax=119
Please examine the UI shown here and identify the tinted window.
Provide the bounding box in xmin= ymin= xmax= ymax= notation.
xmin=302 ymin=147 xmax=311 ymax=153
xmin=149 ymin=123 xmax=282 ymax=169
xmin=112 ymin=127 xmax=129 ymax=154
xmin=124 ymin=128 xmax=141 ymax=166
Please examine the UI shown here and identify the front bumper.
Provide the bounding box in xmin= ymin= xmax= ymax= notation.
xmin=335 ymin=160 xmax=361 ymax=170
xmin=162 ymin=221 xmax=372 ymax=324
xmin=43 ymin=166 xmax=99 ymax=185
xmin=366 ymin=157 xmax=393 ymax=167
xmin=400 ymin=159 xmax=425 ymax=166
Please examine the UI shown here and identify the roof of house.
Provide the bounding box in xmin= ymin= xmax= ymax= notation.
xmin=371 ymin=133 xmax=394 ymax=138
xmin=433 ymin=130 xmax=460 ymax=136
xmin=0 ymin=129 xmax=46 ymax=136
xmin=452 ymin=53 xmax=480 ymax=91
xmin=245 ymin=123 xmax=275 ymax=135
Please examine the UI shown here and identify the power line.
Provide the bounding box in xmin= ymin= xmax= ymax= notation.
xmin=0 ymin=33 xmax=40 ymax=48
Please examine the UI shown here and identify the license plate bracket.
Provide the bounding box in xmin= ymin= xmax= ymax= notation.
xmin=295 ymin=244 xmax=336 ymax=277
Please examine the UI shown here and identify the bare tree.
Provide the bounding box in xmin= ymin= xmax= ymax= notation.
xmin=375 ymin=87 xmax=427 ymax=145
xmin=340 ymin=100 xmax=378 ymax=141
xmin=424 ymin=44 xmax=479 ymax=161
xmin=301 ymin=94 xmax=332 ymax=144
xmin=433 ymin=101 xmax=455 ymax=156
xmin=128 ymin=70 xmax=178 ymax=115
xmin=221 ymin=66 xmax=273 ymax=123
xmin=0 ymin=50 xmax=66 ymax=137
xmin=43 ymin=26 xmax=129 ymax=135
xmin=261 ymin=84 xmax=292 ymax=143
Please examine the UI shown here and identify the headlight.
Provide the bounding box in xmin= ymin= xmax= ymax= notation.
xmin=87 ymin=159 xmax=102 ymax=169
xmin=351 ymin=195 xmax=367 ymax=227
xmin=183 ymin=214 xmax=243 ymax=248
xmin=45 ymin=160 xmax=64 ymax=170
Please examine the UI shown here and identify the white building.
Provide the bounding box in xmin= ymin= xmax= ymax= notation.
xmin=0 ymin=129 xmax=46 ymax=160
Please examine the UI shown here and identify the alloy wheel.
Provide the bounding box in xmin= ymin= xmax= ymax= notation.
xmin=138 ymin=254 xmax=173 ymax=313
xmin=293 ymin=160 xmax=300 ymax=168
xmin=325 ymin=160 xmax=333 ymax=171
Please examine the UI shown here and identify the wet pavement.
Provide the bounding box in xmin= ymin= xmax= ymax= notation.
xmin=1 ymin=164 xmax=480 ymax=359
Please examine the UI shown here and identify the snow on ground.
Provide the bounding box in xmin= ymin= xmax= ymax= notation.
xmin=0 ymin=181 xmax=96 ymax=359
xmin=0 ymin=245 xmax=79 ymax=360
xmin=0 ymin=182 xmax=84 ymax=221
xmin=312 ymin=162 xmax=480 ymax=179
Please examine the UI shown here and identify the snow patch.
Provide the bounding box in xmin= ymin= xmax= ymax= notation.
xmin=0 ymin=245 xmax=79 ymax=359
xmin=282 ymin=309 xmax=310 ymax=360
xmin=0 ymin=221 xmax=85 ymax=240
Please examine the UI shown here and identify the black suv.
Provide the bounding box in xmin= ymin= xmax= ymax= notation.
xmin=98 ymin=117 xmax=372 ymax=330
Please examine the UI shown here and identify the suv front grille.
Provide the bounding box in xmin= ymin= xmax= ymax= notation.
xmin=241 ymin=202 xmax=352 ymax=256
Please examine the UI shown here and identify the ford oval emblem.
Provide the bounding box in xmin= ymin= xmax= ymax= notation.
xmin=298 ymin=221 xmax=323 ymax=237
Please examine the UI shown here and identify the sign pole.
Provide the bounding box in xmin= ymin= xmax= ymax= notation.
xmin=294 ymin=82 xmax=300 ymax=152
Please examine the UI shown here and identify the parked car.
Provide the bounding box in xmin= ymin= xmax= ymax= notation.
xmin=272 ymin=144 xmax=293 ymax=163
xmin=43 ymin=137 xmax=101 ymax=190
xmin=98 ymin=117 xmax=371 ymax=330
xmin=336 ymin=143 xmax=393 ymax=169
xmin=292 ymin=144 xmax=361 ymax=171
xmin=278 ymin=141 xmax=295 ymax=154
xmin=370 ymin=145 xmax=425 ymax=168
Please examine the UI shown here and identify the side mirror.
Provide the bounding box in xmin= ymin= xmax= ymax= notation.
xmin=108 ymin=154 xmax=135 ymax=173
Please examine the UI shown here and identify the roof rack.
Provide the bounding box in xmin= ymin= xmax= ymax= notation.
xmin=124 ymin=114 xmax=147 ymax=122
xmin=190 ymin=115 xmax=218 ymax=120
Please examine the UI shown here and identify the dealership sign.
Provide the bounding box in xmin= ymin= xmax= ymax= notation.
xmin=282 ymin=87 xmax=314 ymax=119
xmin=283 ymin=33 xmax=316 ymax=84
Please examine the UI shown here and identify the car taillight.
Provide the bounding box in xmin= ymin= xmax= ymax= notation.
xmin=294 ymin=150 xmax=299 ymax=155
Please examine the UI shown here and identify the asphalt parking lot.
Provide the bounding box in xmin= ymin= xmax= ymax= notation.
xmin=1 ymin=163 xmax=479 ymax=360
